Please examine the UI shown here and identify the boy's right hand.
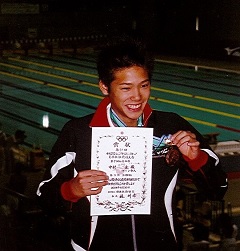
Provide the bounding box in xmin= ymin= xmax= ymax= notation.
xmin=70 ymin=170 xmax=109 ymax=199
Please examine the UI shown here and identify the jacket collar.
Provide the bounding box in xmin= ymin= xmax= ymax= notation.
xmin=89 ymin=97 xmax=152 ymax=127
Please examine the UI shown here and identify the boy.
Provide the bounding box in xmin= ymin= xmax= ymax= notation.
xmin=37 ymin=36 xmax=227 ymax=251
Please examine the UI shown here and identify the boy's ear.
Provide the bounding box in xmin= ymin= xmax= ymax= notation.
xmin=99 ymin=81 xmax=109 ymax=95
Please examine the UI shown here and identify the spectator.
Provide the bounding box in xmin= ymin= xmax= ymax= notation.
xmin=5 ymin=130 xmax=28 ymax=174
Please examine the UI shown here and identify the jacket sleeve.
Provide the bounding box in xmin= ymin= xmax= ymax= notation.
xmin=36 ymin=120 xmax=77 ymax=215
xmin=174 ymin=114 xmax=228 ymax=201
xmin=184 ymin=150 xmax=228 ymax=201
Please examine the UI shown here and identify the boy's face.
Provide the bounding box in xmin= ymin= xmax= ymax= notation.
xmin=99 ymin=66 xmax=151 ymax=127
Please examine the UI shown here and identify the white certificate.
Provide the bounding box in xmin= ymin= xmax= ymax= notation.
xmin=91 ymin=127 xmax=153 ymax=216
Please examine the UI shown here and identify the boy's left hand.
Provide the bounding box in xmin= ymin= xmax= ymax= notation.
xmin=170 ymin=130 xmax=200 ymax=160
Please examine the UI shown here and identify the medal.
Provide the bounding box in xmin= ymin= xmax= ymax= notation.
xmin=152 ymin=137 xmax=181 ymax=167
xmin=164 ymin=138 xmax=180 ymax=166
xmin=165 ymin=145 xmax=180 ymax=167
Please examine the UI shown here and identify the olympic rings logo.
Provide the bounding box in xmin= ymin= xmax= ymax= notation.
xmin=116 ymin=136 xmax=128 ymax=142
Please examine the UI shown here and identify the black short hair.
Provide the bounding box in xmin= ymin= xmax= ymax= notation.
xmin=97 ymin=35 xmax=154 ymax=89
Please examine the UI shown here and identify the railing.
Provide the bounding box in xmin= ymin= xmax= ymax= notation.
xmin=0 ymin=34 xmax=108 ymax=56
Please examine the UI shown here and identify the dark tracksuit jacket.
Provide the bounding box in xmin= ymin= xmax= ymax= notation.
xmin=37 ymin=97 xmax=228 ymax=251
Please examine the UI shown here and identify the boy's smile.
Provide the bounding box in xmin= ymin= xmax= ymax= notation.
xmin=99 ymin=66 xmax=151 ymax=127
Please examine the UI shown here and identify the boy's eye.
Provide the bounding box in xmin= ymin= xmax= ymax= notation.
xmin=142 ymin=83 xmax=150 ymax=88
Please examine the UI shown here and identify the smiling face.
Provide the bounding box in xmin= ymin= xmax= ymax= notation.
xmin=99 ymin=66 xmax=151 ymax=127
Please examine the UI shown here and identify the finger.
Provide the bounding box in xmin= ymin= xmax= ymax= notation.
xmin=187 ymin=141 xmax=200 ymax=149
xmin=176 ymin=135 xmax=192 ymax=148
xmin=80 ymin=174 xmax=108 ymax=184
xmin=79 ymin=186 xmax=103 ymax=197
xmin=187 ymin=141 xmax=200 ymax=146
xmin=77 ymin=172 xmax=108 ymax=185
xmin=78 ymin=169 xmax=107 ymax=178
xmin=90 ymin=179 xmax=108 ymax=188
xmin=171 ymin=131 xmax=183 ymax=142
xmin=77 ymin=176 xmax=108 ymax=190
xmin=172 ymin=131 xmax=197 ymax=146
xmin=90 ymin=186 xmax=104 ymax=195
xmin=171 ymin=131 xmax=190 ymax=144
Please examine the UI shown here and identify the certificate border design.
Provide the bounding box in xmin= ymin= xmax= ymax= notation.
xmin=94 ymin=134 xmax=149 ymax=212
